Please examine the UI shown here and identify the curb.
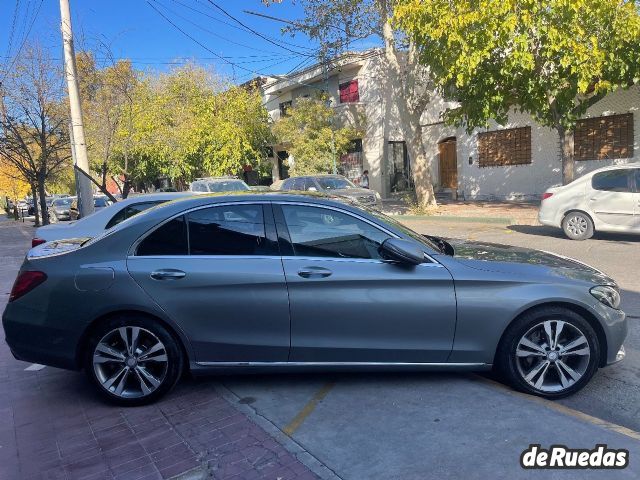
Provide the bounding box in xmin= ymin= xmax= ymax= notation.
xmin=392 ymin=214 xmax=514 ymax=224
xmin=216 ymin=383 xmax=343 ymax=480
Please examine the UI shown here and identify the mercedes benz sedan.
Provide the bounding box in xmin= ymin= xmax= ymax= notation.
xmin=3 ymin=193 xmax=627 ymax=405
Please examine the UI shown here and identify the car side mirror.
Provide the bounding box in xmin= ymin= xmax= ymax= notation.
xmin=379 ymin=238 xmax=425 ymax=265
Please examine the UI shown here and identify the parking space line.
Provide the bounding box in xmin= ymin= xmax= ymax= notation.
xmin=283 ymin=382 xmax=335 ymax=436
xmin=476 ymin=375 xmax=640 ymax=441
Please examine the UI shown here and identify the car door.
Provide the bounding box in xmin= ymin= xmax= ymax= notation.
xmin=126 ymin=202 xmax=290 ymax=363
xmin=588 ymin=169 xmax=636 ymax=229
xmin=274 ymin=202 xmax=457 ymax=363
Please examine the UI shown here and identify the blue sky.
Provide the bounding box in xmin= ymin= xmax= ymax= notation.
xmin=0 ymin=0 xmax=375 ymax=83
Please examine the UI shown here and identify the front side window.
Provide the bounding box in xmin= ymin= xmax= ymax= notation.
xmin=281 ymin=205 xmax=390 ymax=259
xmin=592 ymin=170 xmax=631 ymax=192
xmin=137 ymin=216 xmax=188 ymax=256
xmin=187 ymin=205 xmax=268 ymax=255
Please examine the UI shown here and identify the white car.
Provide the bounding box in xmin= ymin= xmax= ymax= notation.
xmin=539 ymin=163 xmax=640 ymax=240
xmin=32 ymin=192 xmax=194 ymax=247
xmin=190 ymin=177 xmax=251 ymax=193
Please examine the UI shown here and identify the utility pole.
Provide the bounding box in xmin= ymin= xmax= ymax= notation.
xmin=59 ymin=0 xmax=93 ymax=217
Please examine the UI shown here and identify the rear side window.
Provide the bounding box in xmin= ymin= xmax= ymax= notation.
xmin=187 ymin=205 xmax=268 ymax=255
xmin=592 ymin=170 xmax=631 ymax=192
xmin=137 ymin=216 xmax=188 ymax=256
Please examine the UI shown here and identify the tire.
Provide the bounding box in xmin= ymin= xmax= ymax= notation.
xmin=562 ymin=211 xmax=594 ymax=240
xmin=496 ymin=306 xmax=600 ymax=399
xmin=85 ymin=315 xmax=184 ymax=406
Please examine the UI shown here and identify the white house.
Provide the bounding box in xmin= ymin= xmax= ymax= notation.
xmin=260 ymin=49 xmax=639 ymax=200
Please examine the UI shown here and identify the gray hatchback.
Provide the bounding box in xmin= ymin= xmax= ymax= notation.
xmin=2 ymin=193 xmax=627 ymax=405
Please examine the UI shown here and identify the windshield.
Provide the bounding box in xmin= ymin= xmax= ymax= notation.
xmin=207 ymin=180 xmax=250 ymax=192
xmin=53 ymin=198 xmax=73 ymax=207
xmin=317 ymin=177 xmax=356 ymax=190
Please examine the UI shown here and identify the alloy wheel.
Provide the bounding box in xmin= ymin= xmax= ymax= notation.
xmin=92 ymin=326 xmax=169 ymax=399
xmin=515 ymin=320 xmax=591 ymax=393
xmin=565 ymin=215 xmax=588 ymax=237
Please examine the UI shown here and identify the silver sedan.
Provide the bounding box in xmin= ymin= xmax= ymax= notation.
xmin=2 ymin=193 xmax=627 ymax=405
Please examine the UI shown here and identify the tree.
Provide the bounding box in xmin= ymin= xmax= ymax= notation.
xmin=0 ymin=44 xmax=72 ymax=225
xmin=394 ymin=0 xmax=640 ymax=184
xmin=265 ymin=0 xmax=438 ymax=205
xmin=0 ymin=163 xmax=30 ymax=207
xmin=272 ymin=94 xmax=358 ymax=175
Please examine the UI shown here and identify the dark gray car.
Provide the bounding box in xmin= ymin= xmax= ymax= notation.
xmin=279 ymin=175 xmax=382 ymax=209
xmin=2 ymin=193 xmax=627 ymax=405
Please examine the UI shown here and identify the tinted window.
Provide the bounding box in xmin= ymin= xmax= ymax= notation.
xmin=317 ymin=177 xmax=356 ymax=190
xmin=281 ymin=205 xmax=390 ymax=259
xmin=137 ymin=216 xmax=188 ymax=256
xmin=592 ymin=170 xmax=631 ymax=192
xmin=105 ymin=201 xmax=163 ymax=229
xmin=282 ymin=179 xmax=294 ymax=190
xmin=206 ymin=180 xmax=250 ymax=192
xmin=187 ymin=205 xmax=268 ymax=255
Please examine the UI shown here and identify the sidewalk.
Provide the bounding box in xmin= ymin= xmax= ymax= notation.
xmin=382 ymin=196 xmax=540 ymax=225
xmin=1 ymin=216 xmax=638 ymax=480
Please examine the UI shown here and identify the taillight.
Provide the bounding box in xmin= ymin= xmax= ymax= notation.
xmin=542 ymin=192 xmax=554 ymax=200
xmin=32 ymin=237 xmax=46 ymax=248
xmin=9 ymin=271 xmax=47 ymax=302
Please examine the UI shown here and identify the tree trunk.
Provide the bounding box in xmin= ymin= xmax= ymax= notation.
xmin=377 ymin=0 xmax=436 ymax=207
xmin=122 ymin=175 xmax=131 ymax=199
xmin=30 ymin=182 xmax=40 ymax=227
xmin=37 ymin=177 xmax=49 ymax=226
xmin=559 ymin=126 xmax=575 ymax=185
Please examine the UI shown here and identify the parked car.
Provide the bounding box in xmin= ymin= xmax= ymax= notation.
xmin=48 ymin=196 xmax=76 ymax=223
xmin=189 ymin=177 xmax=251 ymax=193
xmin=277 ymin=174 xmax=383 ymax=209
xmin=32 ymin=192 xmax=194 ymax=247
xmin=69 ymin=196 xmax=113 ymax=221
xmin=4 ymin=193 xmax=626 ymax=405
xmin=539 ymin=163 xmax=640 ymax=240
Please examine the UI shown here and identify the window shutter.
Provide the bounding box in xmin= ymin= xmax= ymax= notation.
xmin=574 ymin=113 xmax=634 ymax=161
xmin=478 ymin=126 xmax=532 ymax=167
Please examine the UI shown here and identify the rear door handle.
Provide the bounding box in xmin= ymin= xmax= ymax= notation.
xmin=298 ymin=267 xmax=332 ymax=278
xmin=150 ymin=269 xmax=186 ymax=280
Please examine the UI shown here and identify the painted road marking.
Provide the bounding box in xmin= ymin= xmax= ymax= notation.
xmin=24 ymin=363 xmax=46 ymax=371
xmin=476 ymin=375 xmax=640 ymax=441
xmin=283 ymin=382 xmax=335 ymax=436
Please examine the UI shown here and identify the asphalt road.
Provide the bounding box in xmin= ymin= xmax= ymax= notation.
xmin=402 ymin=219 xmax=640 ymax=432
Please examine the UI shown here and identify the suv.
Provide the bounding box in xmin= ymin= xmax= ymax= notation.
xmin=190 ymin=177 xmax=251 ymax=193
xmin=278 ymin=174 xmax=382 ymax=209
xmin=539 ymin=163 xmax=640 ymax=239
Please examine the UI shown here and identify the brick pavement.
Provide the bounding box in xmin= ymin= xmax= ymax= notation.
xmin=0 ymin=217 xmax=322 ymax=480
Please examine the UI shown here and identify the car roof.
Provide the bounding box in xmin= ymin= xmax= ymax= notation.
xmin=590 ymin=162 xmax=640 ymax=173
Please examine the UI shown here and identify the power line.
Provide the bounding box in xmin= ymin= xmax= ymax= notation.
xmin=1 ymin=0 xmax=22 ymax=77
xmin=204 ymin=0 xmax=315 ymax=58
xmin=171 ymin=0 xmax=316 ymax=53
xmin=152 ymin=0 xmax=302 ymax=57
xmin=0 ymin=0 xmax=43 ymax=84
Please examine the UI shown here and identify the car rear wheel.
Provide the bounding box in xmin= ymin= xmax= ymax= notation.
xmin=562 ymin=211 xmax=594 ymax=240
xmin=85 ymin=316 xmax=183 ymax=405
xmin=497 ymin=307 xmax=600 ymax=399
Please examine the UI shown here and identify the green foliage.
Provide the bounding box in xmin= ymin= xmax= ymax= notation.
xmin=394 ymin=0 xmax=640 ymax=132
xmin=271 ymin=94 xmax=358 ymax=176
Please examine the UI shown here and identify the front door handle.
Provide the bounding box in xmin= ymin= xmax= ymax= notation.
xmin=150 ymin=269 xmax=186 ymax=280
xmin=298 ymin=267 xmax=332 ymax=278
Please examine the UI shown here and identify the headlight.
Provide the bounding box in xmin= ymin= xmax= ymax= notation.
xmin=590 ymin=285 xmax=621 ymax=309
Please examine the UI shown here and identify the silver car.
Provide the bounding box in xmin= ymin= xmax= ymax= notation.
xmin=278 ymin=174 xmax=383 ymax=209
xmin=2 ymin=193 xmax=627 ymax=405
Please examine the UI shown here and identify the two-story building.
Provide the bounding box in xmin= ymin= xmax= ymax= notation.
xmin=260 ymin=48 xmax=639 ymax=200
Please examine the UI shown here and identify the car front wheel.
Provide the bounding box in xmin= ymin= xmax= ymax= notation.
xmin=497 ymin=307 xmax=600 ymax=399
xmin=85 ymin=316 xmax=183 ymax=405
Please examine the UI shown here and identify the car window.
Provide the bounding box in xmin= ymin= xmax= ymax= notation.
xmin=302 ymin=178 xmax=317 ymax=191
xmin=187 ymin=205 xmax=268 ymax=255
xmin=191 ymin=182 xmax=205 ymax=192
xmin=316 ymin=177 xmax=356 ymax=190
xmin=282 ymin=179 xmax=293 ymax=190
xmin=634 ymin=169 xmax=640 ymax=192
xmin=592 ymin=170 xmax=631 ymax=192
xmin=206 ymin=180 xmax=250 ymax=192
xmin=94 ymin=197 xmax=111 ymax=207
xmin=137 ymin=216 xmax=188 ymax=256
xmin=105 ymin=201 xmax=164 ymax=229
xmin=53 ymin=198 xmax=73 ymax=207
xmin=281 ymin=205 xmax=390 ymax=259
